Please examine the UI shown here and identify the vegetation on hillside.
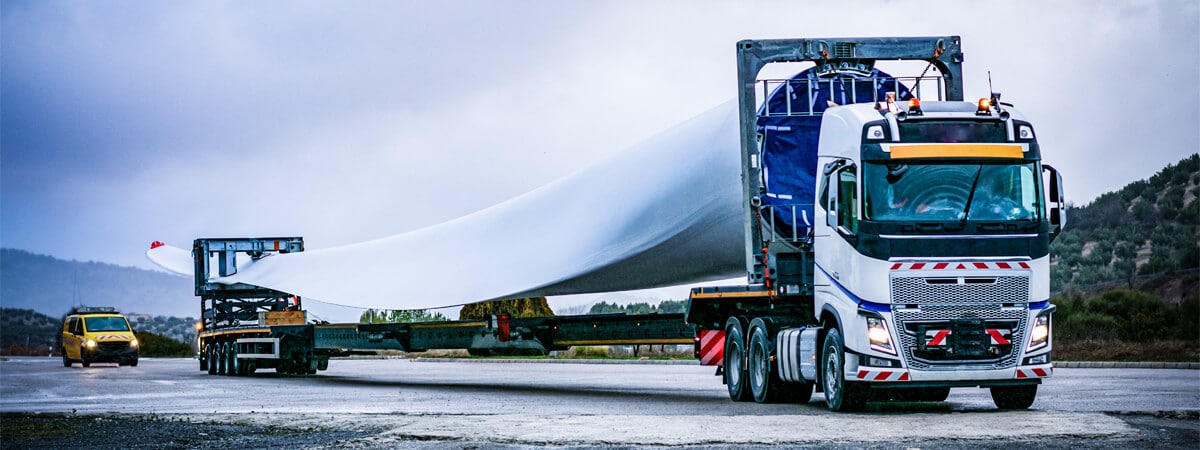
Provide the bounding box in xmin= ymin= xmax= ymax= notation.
xmin=134 ymin=331 xmax=194 ymax=357
xmin=1050 ymin=154 xmax=1199 ymax=292
xmin=587 ymin=300 xmax=686 ymax=315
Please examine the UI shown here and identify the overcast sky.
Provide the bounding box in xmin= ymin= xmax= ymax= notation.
xmin=2 ymin=0 xmax=1198 ymax=307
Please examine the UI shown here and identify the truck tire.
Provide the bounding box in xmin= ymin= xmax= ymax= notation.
xmin=990 ymin=385 xmax=1037 ymax=409
xmin=822 ymin=328 xmax=867 ymax=411
xmin=749 ymin=318 xmax=808 ymax=403
xmin=723 ymin=317 xmax=753 ymax=402
xmin=216 ymin=343 xmax=228 ymax=376
xmin=228 ymin=342 xmax=241 ymax=376
xmin=206 ymin=345 xmax=217 ymax=375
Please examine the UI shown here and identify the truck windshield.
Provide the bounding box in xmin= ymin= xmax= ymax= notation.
xmin=84 ymin=317 xmax=131 ymax=332
xmin=863 ymin=162 xmax=1041 ymax=222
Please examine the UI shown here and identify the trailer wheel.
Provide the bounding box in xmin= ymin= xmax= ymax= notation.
xmin=990 ymin=385 xmax=1037 ymax=409
xmin=206 ymin=345 xmax=217 ymax=375
xmin=723 ymin=317 xmax=753 ymax=402
xmin=822 ymin=328 xmax=867 ymax=411
xmin=228 ymin=342 xmax=241 ymax=376
xmin=216 ymin=343 xmax=228 ymax=376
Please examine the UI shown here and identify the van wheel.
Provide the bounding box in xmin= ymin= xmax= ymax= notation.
xmin=129 ymin=358 xmax=139 ymax=368
xmin=62 ymin=349 xmax=72 ymax=367
xmin=81 ymin=353 xmax=90 ymax=368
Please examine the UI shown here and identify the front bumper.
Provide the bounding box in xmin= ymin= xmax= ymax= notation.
xmin=84 ymin=343 xmax=139 ymax=363
xmin=848 ymin=362 xmax=1053 ymax=387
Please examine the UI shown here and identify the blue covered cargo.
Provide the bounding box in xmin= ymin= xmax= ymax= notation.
xmin=756 ymin=68 xmax=912 ymax=240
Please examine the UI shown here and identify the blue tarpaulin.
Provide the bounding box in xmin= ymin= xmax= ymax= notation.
xmin=756 ymin=68 xmax=911 ymax=239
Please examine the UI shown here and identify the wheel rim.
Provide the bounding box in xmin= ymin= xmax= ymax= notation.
xmin=825 ymin=348 xmax=840 ymax=400
xmin=750 ymin=341 xmax=766 ymax=391
xmin=729 ymin=341 xmax=742 ymax=386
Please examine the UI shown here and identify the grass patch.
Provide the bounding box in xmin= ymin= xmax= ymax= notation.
xmin=1055 ymin=339 xmax=1199 ymax=362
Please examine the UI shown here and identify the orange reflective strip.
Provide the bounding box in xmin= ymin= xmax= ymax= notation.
xmin=888 ymin=144 xmax=1023 ymax=159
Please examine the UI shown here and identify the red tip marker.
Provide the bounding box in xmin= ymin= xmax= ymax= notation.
xmin=150 ymin=241 xmax=165 ymax=250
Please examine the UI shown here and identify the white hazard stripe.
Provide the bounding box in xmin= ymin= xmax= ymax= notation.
xmin=698 ymin=330 xmax=725 ymax=366
xmin=853 ymin=369 xmax=910 ymax=381
xmin=1015 ymin=365 xmax=1053 ymax=379
xmin=890 ymin=261 xmax=1031 ymax=271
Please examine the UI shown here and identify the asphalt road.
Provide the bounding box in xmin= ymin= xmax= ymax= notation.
xmin=2 ymin=357 xmax=1198 ymax=447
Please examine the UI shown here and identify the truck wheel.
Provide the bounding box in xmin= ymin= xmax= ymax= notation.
xmin=206 ymin=345 xmax=217 ymax=375
xmin=723 ymin=317 xmax=753 ymax=402
xmin=749 ymin=319 xmax=790 ymax=403
xmin=228 ymin=342 xmax=241 ymax=376
xmin=216 ymin=343 xmax=228 ymax=376
xmin=62 ymin=348 xmax=72 ymax=367
xmin=822 ymin=328 xmax=867 ymax=411
xmin=991 ymin=385 xmax=1037 ymax=409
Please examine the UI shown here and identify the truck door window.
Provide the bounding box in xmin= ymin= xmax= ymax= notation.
xmin=837 ymin=167 xmax=858 ymax=235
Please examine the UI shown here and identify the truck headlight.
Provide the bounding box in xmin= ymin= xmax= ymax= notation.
xmin=85 ymin=340 xmax=97 ymax=349
xmin=866 ymin=316 xmax=896 ymax=355
xmin=1027 ymin=313 xmax=1050 ymax=352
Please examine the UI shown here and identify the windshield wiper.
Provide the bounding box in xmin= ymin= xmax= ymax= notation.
xmin=960 ymin=167 xmax=984 ymax=223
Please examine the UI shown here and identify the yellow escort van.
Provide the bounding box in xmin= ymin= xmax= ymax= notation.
xmin=61 ymin=306 xmax=139 ymax=367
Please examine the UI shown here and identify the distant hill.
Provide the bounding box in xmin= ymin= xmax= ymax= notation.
xmin=0 ymin=249 xmax=195 ymax=318
xmin=1050 ymin=153 xmax=1200 ymax=303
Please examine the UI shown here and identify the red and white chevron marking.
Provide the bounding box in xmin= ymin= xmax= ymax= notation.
xmin=890 ymin=261 xmax=1031 ymax=271
xmin=95 ymin=335 xmax=130 ymax=341
xmin=1015 ymin=366 xmax=1053 ymax=379
xmin=854 ymin=369 xmax=910 ymax=381
xmin=698 ymin=330 xmax=725 ymax=366
xmin=924 ymin=329 xmax=1012 ymax=346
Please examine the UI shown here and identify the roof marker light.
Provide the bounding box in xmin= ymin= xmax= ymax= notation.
xmin=976 ymin=97 xmax=992 ymax=115
xmin=907 ymin=97 xmax=922 ymax=115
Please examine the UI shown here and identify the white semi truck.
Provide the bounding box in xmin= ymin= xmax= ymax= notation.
xmin=685 ymin=36 xmax=1065 ymax=411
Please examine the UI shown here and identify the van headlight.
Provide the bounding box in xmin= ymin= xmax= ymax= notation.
xmin=85 ymin=340 xmax=97 ymax=349
xmin=130 ymin=339 xmax=139 ymax=348
xmin=866 ymin=316 xmax=896 ymax=355
xmin=1027 ymin=313 xmax=1050 ymax=352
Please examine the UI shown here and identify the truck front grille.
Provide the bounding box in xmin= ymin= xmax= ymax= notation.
xmin=891 ymin=275 xmax=1029 ymax=305
xmin=894 ymin=304 xmax=1026 ymax=370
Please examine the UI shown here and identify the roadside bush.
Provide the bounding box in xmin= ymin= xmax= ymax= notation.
xmin=134 ymin=331 xmax=193 ymax=357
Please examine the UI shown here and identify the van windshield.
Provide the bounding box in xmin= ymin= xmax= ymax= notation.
xmin=863 ymin=162 xmax=1042 ymax=222
xmin=84 ymin=317 xmax=130 ymax=332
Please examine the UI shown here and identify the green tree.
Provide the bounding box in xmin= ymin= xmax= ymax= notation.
xmin=359 ymin=309 xmax=448 ymax=324
xmin=458 ymin=297 xmax=553 ymax=320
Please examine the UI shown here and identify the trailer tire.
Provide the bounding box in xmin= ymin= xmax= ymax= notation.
xmin=228 ymin=342 xmax=241 ymax=376
xmin=723 ymin=317 xmax=753 ymax=402
xmin=206 ymin=345 xmax=217 ymax=375
xmin=216 ymin=343 xmax=228 ymax=376
xmin=749 ymin=319 xmax=790 ymax=403
xmin=822 ymin=328 xmax=867 ymax=411
xmin=990 ymin=385 xmax=1037 ymax=409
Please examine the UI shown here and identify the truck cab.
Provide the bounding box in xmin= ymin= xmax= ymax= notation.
xmin=61 ymin=306 xmax=139 ymax=367
xmin=812 ymin=99 xmax=1060 ymax=410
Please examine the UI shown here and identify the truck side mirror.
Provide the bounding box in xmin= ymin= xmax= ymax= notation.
xmin=1043 ymin=165 xmax=1066 ymax=241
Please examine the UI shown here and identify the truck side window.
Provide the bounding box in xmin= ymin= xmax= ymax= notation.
xmin=838 ymin=168 xmax=858 ymax=235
